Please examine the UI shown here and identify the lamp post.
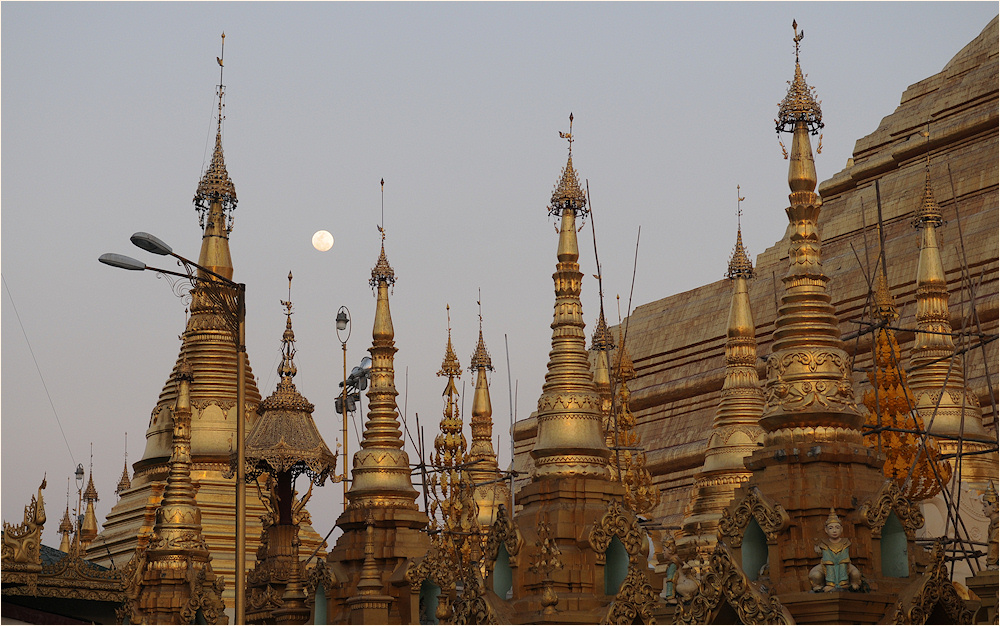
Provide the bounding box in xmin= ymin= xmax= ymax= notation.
xmin=74 ymin=463 xmax=85 ymax=536
xmin=335 ymin=306 xmax=351 ymax=511
xmin=100 ymin=231 xmax=249 ymax=624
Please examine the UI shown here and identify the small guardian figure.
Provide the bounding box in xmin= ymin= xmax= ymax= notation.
xmin=808 ymin=509 xmax=862 ymax=591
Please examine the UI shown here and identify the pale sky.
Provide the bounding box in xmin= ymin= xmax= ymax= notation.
xmin=3 ymin=2 xmax=997 ymax=549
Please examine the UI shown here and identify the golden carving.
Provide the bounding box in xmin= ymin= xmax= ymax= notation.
xmin=858 ymin=480 xmax=925 ymax=538
xmin=718 ymin=486 xmax=790 ymax=547
xmin=589 ymin=499 xmax=645 ymax=563
xmin=2 ymin=477 xmax=46 ymax=567
xmin=529 ymin=516 xmax=563 ymax=615
xmin=484 ymin=503 xmax=520 ymax=565
xmin=601 ymin=565 xmax=658 ymax=625
xmin=677 ymin=540 xmax=792 ymax=625
xmin=888 ymin=542 xmax=975 ymax=624
xmin=863 ymin=264 xmax=951 ymax=501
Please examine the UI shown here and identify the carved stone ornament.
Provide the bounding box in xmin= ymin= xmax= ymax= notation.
xmin=452 ymin=563 xmax=499 ymax=625
xmin=858 ymin=480 xmax=925 ymax=538
xmin=483 ymin=503 xmax=520 ymax=567
xmin=600 ymin=564 xmax=658 ymax=625
xmin=887 ymin=542 xmax=974 ymax=624
xmin=718 ymin=486 xmax=790 ymax=547
xmin=1 ymin=478 xmax=46 ymax=567
xmin=405 ymin=541 xmax=457 ymax=593
xmin=677 ymin=540 xmax=793 ymax=625
xmin=589 ymin=499 xmax=645 ymax=564
xmin=303 ymin=558 xmax=335 ymax=609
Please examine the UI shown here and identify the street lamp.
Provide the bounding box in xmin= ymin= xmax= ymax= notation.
xmin=100 ymin=231 xmax=249 ymax=624
xmin=75 ymin=463 xmax=85 ymax=533
xmin=335 ymin=306 xmax=351 ymax=510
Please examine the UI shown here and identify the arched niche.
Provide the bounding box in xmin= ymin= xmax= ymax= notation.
xmin=740 ymin=519 xmax=767 ymax=581
xmin=881 ymin=512 xmax=909 ymax=578
xmin=605 ymin=535 xmax=629 ymax=595
xmin=492 ymin=543 xmax=513 ymax=599
xmin=418 ymin=579 xmax=441 ymax=625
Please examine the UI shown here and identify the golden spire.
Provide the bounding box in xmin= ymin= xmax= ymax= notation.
xmin=240 ymin=272 xmax=338 ymax=485
xmin=681 ymin=201 xmax=766 ymax=561
xmin=762 ymin=23 xmax=861 ymax=433
xmin=58 ymin=492 xmax=74 ymax=554
xmin=863 ymin=258 xmax=951 ymax=501
xmin=347 ymin=228 xmax=419 ymax=509
xmin=591 ymin=307 xmax=615 ymax=436
xmin=116 ymin=433 xmax=131 ymax=497
xmin=467 ymin=302 xmax=510 ymax=530
xmin=531 ymin=116 xmax=610 ymax=479
xmin=124 ymin=359 xmax=226 ymax=625
xmin=80 ymin=452 xmax=99 ymax=548
xmin=194 ymin=33 xmax=236 ymax=283
xmin=608 ymin=323 xmax=659 ymax=515
xmin=907 ymin=152 xmax=994 ymax=483
xmin=430 ymin=305 xmax=467 ymax=518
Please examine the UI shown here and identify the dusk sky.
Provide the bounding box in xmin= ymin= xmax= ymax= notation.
xmin=3 ymin=2 xmax=997 ymax=548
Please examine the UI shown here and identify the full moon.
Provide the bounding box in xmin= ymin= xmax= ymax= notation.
xmin=312 ymin=230 xmax=334 ymax=252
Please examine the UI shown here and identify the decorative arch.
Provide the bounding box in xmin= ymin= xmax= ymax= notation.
xmin=589 ymin=499 xmax=657 ymax=625
xmin=718 ymin=486 xmax=790 ymax=547
xmin=887 ymin=542 xmax=975 ymax=624
xmin=858 ymin=480 xmax=924 ymax=538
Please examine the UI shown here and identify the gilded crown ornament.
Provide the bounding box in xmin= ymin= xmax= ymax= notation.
xmin=726 ymin=187 xmax=755 ymax=280
xmin=549 ymin=113 xmax=588 ymax=217
xmin=776 ymin=20 xmax=823 ymax=135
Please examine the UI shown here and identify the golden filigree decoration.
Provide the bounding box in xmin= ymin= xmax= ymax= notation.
xmin=888 ymin=542 xmax=975 ymax=624
xmin=863 ymin=268 xmax=951 ymax=501
xmin=1 ymin=477 xmax=46 ymax=567
xmin=588 ymin=499 xmax=645 ymax=564
xmin=776 ymin=20 xmax=823 ymax=134
xmin=717 ymin=486 xmax=790 ymax=547
xmin=912 ymin=168 xmax=944 ymax=227
xmin=483 ymin=503 xmax=520 ymax=565
xmin=677 ymin=540 xmax=792 ymax=625
xmin=600 ymin=565 xmax=658 ymax=625
xmin=549 ymin=113 xmax=588 ymax=217
xmin=858 ymin=479 xmax=925 ymax=538
xmin=529 ymin=516 xmax=563 ymax=615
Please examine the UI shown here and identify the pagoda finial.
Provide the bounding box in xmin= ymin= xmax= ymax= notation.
xmin=727 ymin=186 xmax=754 ymax=279
xmin=278 ymin=271 xmax=298 ymax=381
xmin=470 ymin=293 xmax=494 ymax=371
xmin=549 ymin=114 xmax=588 ymax=217
xmin=439 ymin=305 xmax=462 ymax=378
xmin=776 ymin=20 xmax=823 ymax=136
xmin=194 ymin=33 xmax=237 ymax=226
xmin=371 ymin=188 xmax=395 ymax=288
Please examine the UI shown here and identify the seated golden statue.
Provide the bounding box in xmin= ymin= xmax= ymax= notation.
xmin=808 ymin=509 xmax=862 ymax=592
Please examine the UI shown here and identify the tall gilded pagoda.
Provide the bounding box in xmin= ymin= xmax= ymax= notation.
xmin=505 ymin=117 xmax=658 ymax=624
xmin=323 ymin=232 xmax=431 ymax=624
xmin=678 ymin=206 xmax=765 ymax=566
xmin=88 ymin=47 xmax=327 ymax=611
xmin=679 ymin=22 xmax=974 ymax=625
